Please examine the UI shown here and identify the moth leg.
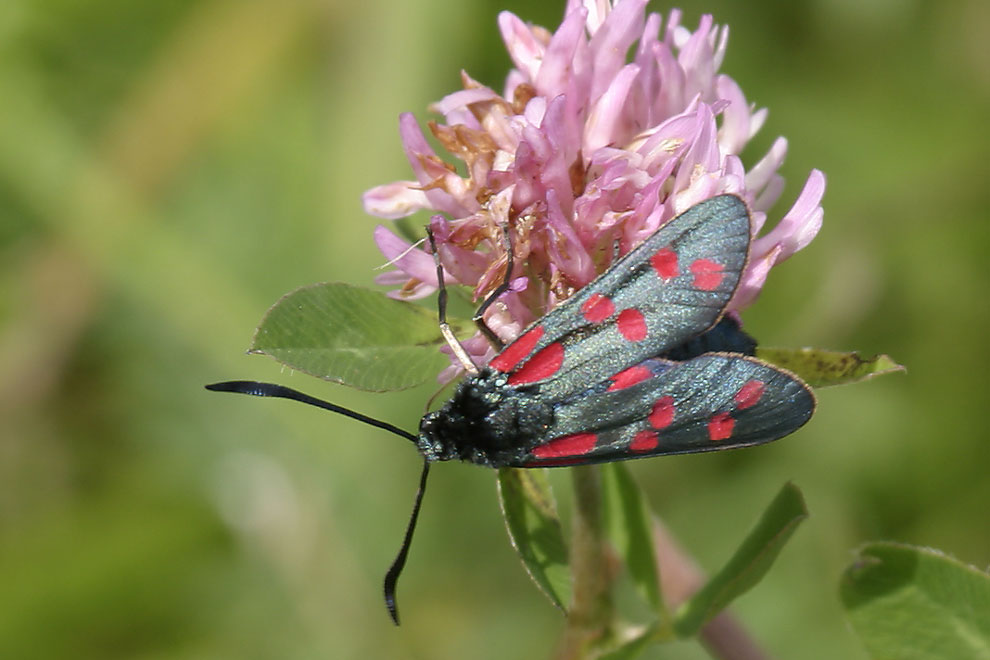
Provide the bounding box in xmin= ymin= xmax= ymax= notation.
xmin=472 ymin=223 xmax=513 ymax=351
xmin=427 ymin=228 xmax=479 ymax=375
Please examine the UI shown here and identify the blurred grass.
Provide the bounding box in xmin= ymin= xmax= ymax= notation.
xmin=0 ymin=0 xmax=987 ymax=658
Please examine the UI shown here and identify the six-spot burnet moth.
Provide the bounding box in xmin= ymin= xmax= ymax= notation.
xmin=207 ymin=194 xmax=816 ymax=624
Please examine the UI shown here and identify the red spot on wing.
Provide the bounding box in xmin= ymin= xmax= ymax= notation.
xmin=581 ymin=293 xmax=615 ymax=323
xmin=489 ymin=326 xmax=543 ymax=373
xmin=651 ymin=248 xmax=679 ymax=279
xmin=507 ymin=342 xmax=565 ymax=385
xmin=631 ymin=430 xmax=658 ymax=452
xmin=608 ymin=365 xmax=652 ymax=391
xmin=531 ymin=432 xmax=597 ymax=459
xmin=708 ymin=412 xmax=734 ymax=441
xmin=690 ymin=259 xmax=725 ymax=291
xmin=617 ymin=308 xmax=648 ymax=341
xmin=735 ymin=380 xmax=765 ymax=409
xmin=649 ymin=397 xmax=675 ymax=429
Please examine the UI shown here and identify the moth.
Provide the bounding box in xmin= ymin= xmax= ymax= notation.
xmin=208 ymin=194 xmax=815 ymax=623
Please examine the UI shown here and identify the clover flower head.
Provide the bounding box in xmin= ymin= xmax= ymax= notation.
xmin=363 ymin=0 xmax=825 ymax=381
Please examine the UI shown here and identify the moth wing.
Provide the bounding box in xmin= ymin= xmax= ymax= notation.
xmin=489 ymin=195 xmax=751 ymax=400
xmin=516 ymin=354 xmax=815 ymax=467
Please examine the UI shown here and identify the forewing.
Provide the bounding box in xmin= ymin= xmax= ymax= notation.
xmin=488 ymin=195 xmax=751 ymax=400
xmin=514 ymin=355 xmax=815 ymax=467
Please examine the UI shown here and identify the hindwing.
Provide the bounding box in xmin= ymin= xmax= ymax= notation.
xmin=516 ymin=354 xmax=815 ymax=467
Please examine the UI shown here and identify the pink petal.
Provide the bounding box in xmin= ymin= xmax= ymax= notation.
xmin=362 ymin=181 xmax=431 ymax=219
xmin=486 ymin=185 xmax=515 ymax=227
xmin=476 ymin=282 xmax=532 ymax=346
xmin=588 ymin=0 xmax=647 ymax=103
xmin=749 ymin=210 xmax=768 ymax=237
xmin=712 ymin=23 xmax=729 ymax=71
xmin=430 ymin=86 xmax=498 ymax=127
xmin=653 ymin=41 xmax=686 ymax=117
xmin=748 ymin=107 xmax=768 ymax=140
xmin=545 ymin=189 xmax=595 ymax=285
xmin=561 ymin=76 xmax=591 ymax=162
xmin=429 ymin=218 xmax=491 ymax=288
xmin=676 ymin=175 xmax=722 ymax=211
xmin=673 ymin=104 xmax=719 ymax=193
xmin=745 ymin=137 xmax=788 ymax=194
xmin=503 ymin=68 xmax=529 ymax=101
xmin=634 ymin=12 xmax=663 ymax=126
xmin=373 ymin=225 xmax=438 ymax=285
xmin=636 ymin=108 xmax=700 ymax=171
xmin=376 ymin=274 xmax=436 ymax=301
xmin=731 ymin=243 xmax=782 ymax=310
xmin=623 ymin=169 xmax=672 ymax=248
xmin=538 ymin=95 xmax=577 ymax=218
xmin=592 ymin=149 xmax=649 ymax=191
xmin=753 ymin=174 xmax=784 ymax=219
xmin=636 ymin=11 xmax=662 ymax=62
xmin=751 ymin=169 xmax=826 ymax=263
xmin=715 ymin=75 xmax=750 ymax=155
xmin=510 ymin=140 xmax=543 ymax=212
xmin=397 ymin=113 xmax=465 ymax=217
xmin=677 ymin=15 xmax=717 ymax=101
xmin=663 ymin=8 xmax=683 ymax=44
xmin=498 ymin=11 xmax=545 ymax=83
xmin=580 ymin=0 xmax=612 ymax=34
xmin=535 ymin=5 xmax=588 ymax=98
xmin=523 ymin=95 xmax=547 ymax=126
xmin=721 ymin=154 xmax=746 ymax=191
xmin=584 ymin=63 xmax=640 ymax=155
xmin=374 ymin=270 xmax=411 ymax=286
xmin=571 ymin=186 xmax=612 ymax=238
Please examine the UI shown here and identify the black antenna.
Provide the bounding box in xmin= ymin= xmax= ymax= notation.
xmin=384 ymin=460 xmax=430 ymax=625
xmin=206 ymin=379 xmax=431 ymax=623
xmin=205 ymin=381 xmax=418 ymax=443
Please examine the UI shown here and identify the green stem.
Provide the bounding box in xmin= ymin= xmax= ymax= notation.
xmin=653 ymin=519 xmax=772 ymax=660
xmin=555 ymin=465 xmax=613 ymax=659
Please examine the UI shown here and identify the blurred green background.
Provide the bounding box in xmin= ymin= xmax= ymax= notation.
xmin=1 ymin=0 xmax=987 ymax=658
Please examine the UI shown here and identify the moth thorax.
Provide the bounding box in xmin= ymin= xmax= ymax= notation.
xmin=416 ymin=370 xmax=553 ymax=468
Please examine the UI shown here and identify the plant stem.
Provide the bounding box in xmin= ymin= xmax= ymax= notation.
xmin=555 ymin=465 xmax=613 ymax=659
xmin=653 ymin=518 xmax=772 ymax=660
